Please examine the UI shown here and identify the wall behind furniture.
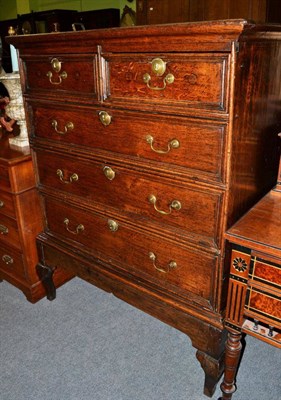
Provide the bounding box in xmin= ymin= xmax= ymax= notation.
xmin=0 ymin=0 xmax=136 ymax=20
xmin=28 ymin=0 xmax=136 ymax=13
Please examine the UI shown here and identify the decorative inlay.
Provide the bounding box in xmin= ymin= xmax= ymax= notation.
xmin=233 ymin=257 xmax=247 ymax=272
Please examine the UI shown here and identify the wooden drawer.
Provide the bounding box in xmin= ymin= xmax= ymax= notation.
xmin=0 ymin=213 xmax=21 ymax=250
xmin=23 ymin=55 xmax=97 ymax=98
xmin=0 ymin=244 xmax=25 ymax=279
xmin=244 ymin=286 xmax=281 ymax=327
xmin=0 ymin=190 xmax=16 ymax=219
xmin=31 ymin=104 xmax=227 ymax=183
xmin=43 ymin=196 xmax=216 ymax=305
xmin=37 ymin=151 xmax=223 ymax=248
xmin=103 ymin=53 xmax=229 ymax=113
xmin=0 ymin=166 xmax=11 ymax=191
xmin=249 ymin=256 xmax=281 ymax=290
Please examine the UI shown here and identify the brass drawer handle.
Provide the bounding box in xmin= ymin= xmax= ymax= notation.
xmin=0 ymin=224 xmax=9 ymax=235
xmin=148 ymin=252 xmax=177 ymax=273
xmin=99 ymin=111 xmax=112 ymax=126
xmin=107 ymin=219 xmax=119 ymax=232
xmin=0 ymin=200 xmax=4 ymax=208
xmin=57 ymin=169 xmax=79 ymax=184
xmin=52 ymin=119 xmax=74 ymax=135
xmin=47 ymin=58 xmax=67 ymax=85
xmin=63 ymin=218 xmax=84 ymax=235
xmin=46 ymin=70 xmax=67 ymax=85
xmin=2 ymin=254 xmax=13 ymax=265
xmin=143 ymin=58 xmax=174 ymax=91
xmin=148 ymin=194 xmax=181 ymax=215
xmin=103 ymin=166 xmax=115 ymax=181
xmin=146 ymin=135 xmax=180 ymax=154
xmin=143 ymin=72 xmax=174 ymax=91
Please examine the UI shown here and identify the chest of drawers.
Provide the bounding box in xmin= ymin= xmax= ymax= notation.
xmin=8 ymin=20 xmax=281 ymax=396
xmin=0 ymin=137 xmax=43 ymax=301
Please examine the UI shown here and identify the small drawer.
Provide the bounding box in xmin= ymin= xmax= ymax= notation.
xmin=37 ymin=151 xmax=224 ymax=248
xmin=23 ymin=55 xmax=97 ymax=98
xmin=249 ymin=256 xmax=281 ymax=290
xmin=103 ymin=53 xmax=229 ymax=113
xmin=31 ymin=104 xmax=227 ymax=183
xmin=245 ymin=286 xmax=281 ymax=326
xmin=0 ymin=214 xmax=21 ymax=250
xmin=44 ymin=196 xmax=217 ymax=305
xmin=0 ymin=191 xmax=16 ymax=219
xmin=0 ymin=244 xmax=25 ymax=279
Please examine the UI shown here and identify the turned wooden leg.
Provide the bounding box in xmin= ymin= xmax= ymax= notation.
xmin=36 ymin=262 xmax=56 ymax=301
xmin=196 ymin=350 xmax=224 ymax=397
xmin=218 ymin=331 xmax=243 ymax=400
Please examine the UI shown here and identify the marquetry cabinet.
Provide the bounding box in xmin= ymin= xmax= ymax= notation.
xmin=219 ymin=152 xmax=281 ymax=399
xmin=8 ymin=20 xmax=281 ymax=397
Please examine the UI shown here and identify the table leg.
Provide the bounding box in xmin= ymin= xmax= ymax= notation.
xmin=218 ymin=331 xmax=243 ymax=400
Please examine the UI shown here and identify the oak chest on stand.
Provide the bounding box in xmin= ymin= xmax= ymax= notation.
xmin=8 ymin=20 xmax=281 ymax=396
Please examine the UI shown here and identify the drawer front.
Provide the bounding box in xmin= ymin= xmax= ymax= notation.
xmin=250 ymin=256 xmax=281 ymax=290
xmin=0 ymin=191 xmax=16 ymax=218
xmin=32 ymin=104 xmax=227 ymax=182
xmin=0 ymin=244 xmax=25 ymax=279
xmin=245 ymin=286 xmax=281 ymax=324
xmin=0 ymin=166 xmax=11 ymax=191
xmin=0 ymin=214 xmax=21 ymax=250
xmin=104 ymin=53 xmax=229 ymax=112
xmin=44 ymin=197 xmax=216 ymax=303
xmin=37 ymin=151 xmax=223 ymax=247
xmin=24 ymin=55 xmax=97 ymax=97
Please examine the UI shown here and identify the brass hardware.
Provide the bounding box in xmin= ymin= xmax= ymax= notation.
xmin=63 ymin=218 xmax=84 ymax=235
xmin=0 ymin=200 xmax=4 ymax=208
xmin=51 ymin=58 xmax=62 ymax=73
xmin=107 ymin=219 xmax=119 ymax=232
xmin=47 ymin=70 xmax=67 ymax=85
xmin=146 ymin=135 xmax=180 ymax=154
xmin=47 ymin=58 xmax=67 ymax=85
xmin=148 ymin=252 xmax=177 ymax=273
xmin=57 ymin=169 xmax=78 ymax=184
xmin=148 ymin=194 xmax=181 ymax=215
xmin=99 ymin=111 xmax=112 ymax=126
xmin=103 ymin=166 xmax=115 ymax=181
xmin=151 ymin=58 xmax=166 ymax=76
xmin=2 ymin=254 xmax=13 ymax=265
xmin=0 ymin=224 xmax=8 ymax=235
xmin=52 ymin=120 xmax=74 ymax=135
xmin=143 ymin=58 xmax=174 ymax=91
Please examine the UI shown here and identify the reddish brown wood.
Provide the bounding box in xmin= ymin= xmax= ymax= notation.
xmin=0 ymin=135 xmax=74 ymax=302
xmin=7 ymin=20 xmax=281 ymax=396
xmin=136 ymin=0 xmax=279 ymax=25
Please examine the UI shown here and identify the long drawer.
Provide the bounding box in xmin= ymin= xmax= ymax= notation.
xmin=31 ymin=104 xmax=227 ymax=183
xmin=0 ymin=243 xmax=26 ymax=280
xmin=0 ymin=213 xmax=21 ymax=250
xmin=0 ymin=190 xmax=16 ymax=219
xmin=0 ymin=166 xmax=11 ymax=191
xmin=36 ymin=150 xmax=223 ymax=248
xmin=43 ymin=196 xmax=217 ymax=305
